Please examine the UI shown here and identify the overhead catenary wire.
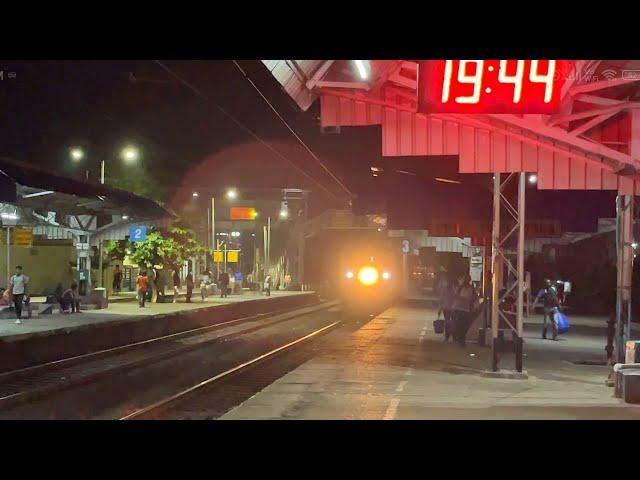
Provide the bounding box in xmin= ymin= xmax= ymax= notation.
xmin=231 ymin=60 xmax=354 ymax=200
xmin=153 ymin=60 xmax=345 ymax=203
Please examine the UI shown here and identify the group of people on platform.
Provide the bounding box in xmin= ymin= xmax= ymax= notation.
xmin=131 ymin=267 xmax=274 ymax=307
xmin=436 ymin=272 xmax=479 ymax=348
xmin=1 ymin=266 xmax=81 ymax=323
xmin=2 ymin=263 xmax=275 ymax=323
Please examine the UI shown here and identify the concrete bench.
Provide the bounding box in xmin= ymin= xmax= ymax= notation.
xmin=621 ymin=370 xmax=640 ymax=404
xmin=614 ymin=363 xmax=640 ymax=399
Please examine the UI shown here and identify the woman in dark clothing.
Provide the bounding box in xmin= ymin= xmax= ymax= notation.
xmin=438 ymin=274 xmax=457 ymax=342
xmin=185 ymin=271 xmax=194 ymax=303
xmin=452 ymin=274 xmax=477 ymax=347
xmin=172 ymin=267 xmax=181 ymax=303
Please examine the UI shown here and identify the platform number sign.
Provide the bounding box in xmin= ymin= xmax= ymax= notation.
xmin=402 ymin=239 xmax=410 ymax=254
xmin=129 ymin=225 xmax=147 ymax=243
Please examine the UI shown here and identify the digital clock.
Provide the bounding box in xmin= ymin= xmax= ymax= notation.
xmin=418 ymin=60 xmax=570 ymax=114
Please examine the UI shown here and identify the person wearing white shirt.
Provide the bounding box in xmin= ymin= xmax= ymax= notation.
xmin=9 ymin=266 xmax=29 ymax=324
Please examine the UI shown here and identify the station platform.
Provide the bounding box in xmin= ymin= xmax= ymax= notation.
xmin=222 ymin=302 xmax=640 ymax=420
xmin=0 ymin=291 xmax=317 ymax=372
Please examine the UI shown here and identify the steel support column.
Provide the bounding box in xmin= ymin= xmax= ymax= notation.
xmin=489 ymin=173 xmax=527 ymax=375
xmin=491 ymin=174 xmax=501 ymax=371
xmin=515 ymin=173 xmax=526 ymax=372
xmin=615 ymin=194 xmax=634 ymax=364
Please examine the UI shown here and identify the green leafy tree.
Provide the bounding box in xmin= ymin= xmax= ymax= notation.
xmin=129 ymin=226 xmax=207 ymax=269
xmin=129 ymin=230 xmax=169 ymax=268
xmin=103 ymin=239 xmax=129 ymax=263
xmin=166 ymin=227 xmax=206 ymax=267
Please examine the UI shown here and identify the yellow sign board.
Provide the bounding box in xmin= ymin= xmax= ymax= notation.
xmin=14 ymin=228 xmax=33 ymax=247
xmin=213 ymin=250 xmax=239 ymax=263
xmin=0 ymin=228 xmax=33 ymax=247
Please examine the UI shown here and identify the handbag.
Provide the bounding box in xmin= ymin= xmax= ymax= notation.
xmin=433 ymin=318 xmax=445 ymax=334
xmin=554 ymin=309 xmax=570 ymax=334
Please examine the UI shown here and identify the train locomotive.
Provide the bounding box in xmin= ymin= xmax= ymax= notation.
xmin=334 ymin=246 xmax=399 ymax=313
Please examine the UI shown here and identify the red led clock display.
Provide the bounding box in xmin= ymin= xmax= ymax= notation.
xmin=418 ymin=60 xmax=569 ymax=114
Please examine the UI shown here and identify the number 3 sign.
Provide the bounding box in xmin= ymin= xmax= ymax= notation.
xmin=129 ymin=226 xmax=147 ymax=242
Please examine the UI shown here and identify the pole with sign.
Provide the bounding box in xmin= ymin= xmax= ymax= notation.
xmin=401 ymin=239 xmax=410 ymax=296
xmin=5 ymin=227 xmax=10 ymax=285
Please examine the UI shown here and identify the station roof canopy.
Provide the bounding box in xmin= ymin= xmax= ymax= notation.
xmin=263 ymin=60 xmax=640 ymax=195
xmin=0 ymin=156 xmax=174 ymax=220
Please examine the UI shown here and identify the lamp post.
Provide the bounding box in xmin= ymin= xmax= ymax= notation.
xmin=2 ymin=212 xmax=18 ymax=286
xmin=69 ymin=145 xmax=139 ymax=185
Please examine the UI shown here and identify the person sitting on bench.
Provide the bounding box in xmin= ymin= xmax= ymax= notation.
xmin=61 ymin=282 xmax=81 ymax=314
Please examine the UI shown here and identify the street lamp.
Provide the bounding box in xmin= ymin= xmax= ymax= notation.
xmin=279 ymin=209 xmax=288 ymax=219
xmin=226 ymin=188 xmax=238 ymax=200
xmin=192 ymin=191 xmax=199 ymax=198
xmin=68 ymin=144 xmax=140 ymax=184
xmin=121 ymin=146 xmax=140 ymax=164
xmin=528 ymin=174 xmax=538 ymax=184
xmin=70 ymin=147 xmax=84 ymax=162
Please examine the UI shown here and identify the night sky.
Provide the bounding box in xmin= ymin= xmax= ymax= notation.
xmin=0 ymin=60 xmax=616 ymax=231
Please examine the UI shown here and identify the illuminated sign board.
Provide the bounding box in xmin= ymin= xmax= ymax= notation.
xmin=429 ymin=219 xmax=561 ymax=239
xmin=213 ymin=250 xmax=240 ymax=263
xmin=418 ymin=60 xmax=570 ymax=114
xmin=230 ymin=207 xmax=257 ymax=220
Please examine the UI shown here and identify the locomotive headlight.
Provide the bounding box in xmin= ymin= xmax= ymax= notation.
xmin=345 ymin=270 xmax=354 ymax=279
xmin=357 ymin=266 xmax=379 ymax=286
xmin=382 ymin=271 xmax=391 ymax=280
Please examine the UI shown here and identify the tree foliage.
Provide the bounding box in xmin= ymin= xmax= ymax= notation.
xmin=127 ymin=226 xmax=207 ymax=269
xmin=103 ymin=239 xmax=129 ymax=262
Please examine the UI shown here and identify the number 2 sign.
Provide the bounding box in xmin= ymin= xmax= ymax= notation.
xmin=129 ymin=226 xmax=147 ymax=242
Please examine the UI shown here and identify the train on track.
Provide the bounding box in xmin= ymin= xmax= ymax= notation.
xmin=304 ymin=226 xmax=401 ymax=313
xmin=336 ymin=246 xmax=399 ymax=313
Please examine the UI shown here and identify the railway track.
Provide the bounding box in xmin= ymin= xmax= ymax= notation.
xmin=120 ymin=320 xmax=341 ymax=420
xmin=0 ymin=300 xmax=339 ymax=414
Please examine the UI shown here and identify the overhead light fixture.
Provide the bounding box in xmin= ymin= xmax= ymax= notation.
xmin=354 ymin=60 xmax=368 ymax=80
xmin=192 ymin=191 xmax=199 ymax=198
xmin=528 ymin=174 xmax=538 ymax=184
xmin=1 ymin=212 xmax=19 ymax=226
xmin=435 ymin=177 xmax=462 ymax=185
xmin=122 ymin=214 xmax=129 ymax=220
xmin=22 ymin=190 xmax=54 ymax=199
xmin=395 ymin=169 xmax=417 ymax=177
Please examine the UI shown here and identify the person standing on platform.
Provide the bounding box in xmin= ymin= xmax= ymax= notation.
xmin=9 ymin=266 xmax=29 ymax=324
xmin=452 ymin=274 xmax=476 ymax=347
xmin=219 ymin=270 xmax=230 ymax=298
xmin=185 ymin=270 xmax=194 ymax=303
xmin=200 ymin=269 xmax=210 ymax=302
xmin=61 ymin=282 xmax=81 ymax=314
xmin=113 ymin=265 xmax=123 ymax=295
xmin=172 ymin=266 xmax=181 ymax=303
xmin=263 ymin=274 xmax=271 ymax=297
xmin=534 ymin=279 xmax=560 ymax=340
xmin=439 ymin=273 xmax=457 ymax=343
xmin=136 ymin=270 xmax=149 ymax=308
